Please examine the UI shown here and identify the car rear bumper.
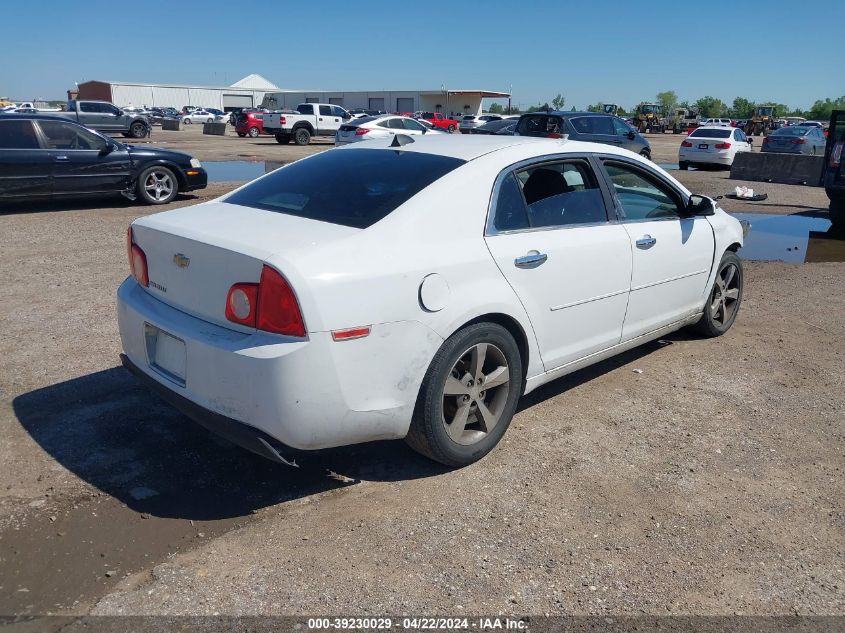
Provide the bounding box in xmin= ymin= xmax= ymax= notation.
xmin=117 ymin=278 xmax=440 ymax=452
xmin=679 ymin=150 xmax=733 ymax=164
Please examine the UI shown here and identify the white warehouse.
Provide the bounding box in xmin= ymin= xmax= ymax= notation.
xmin=72 ymin=74 xmax=510 ymax=117
xmin=73 ymin=74 xmax=281 ymax=111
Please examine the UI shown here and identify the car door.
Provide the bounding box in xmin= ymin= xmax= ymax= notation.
xmin=317 ymin=105 xmax=336 ymax=135
xmin=36 ymin=119 xmax=132 ymax=196
xmin=598 ymin=158 xmax=715 ymax=341
xmin=612 ymin=117 xmax=640 ymax=152
xmin=400 ymin=117 xmax=428 ymax=136
xmin=585 ymin=115 xmax=619 ymax=148
xmin=733 ymin=128 xmax=751 ymax=155
xmin=484 ymin=156 xmax=632 ymax=371
xmin=0 ymin=118 xmax=52 ymax=198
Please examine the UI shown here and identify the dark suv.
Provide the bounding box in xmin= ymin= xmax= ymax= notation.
xmin=823 ymin=110 xmax=844 ymax=227
xmin=515 ymin=111 xmax=651 ymax=159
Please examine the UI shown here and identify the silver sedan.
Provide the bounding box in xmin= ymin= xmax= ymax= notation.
xmin=761 ymin=126 xmax=827 ymax=155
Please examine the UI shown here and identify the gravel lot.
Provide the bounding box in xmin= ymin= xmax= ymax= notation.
xmin=0 ymin=128 xmax=842 ymax=620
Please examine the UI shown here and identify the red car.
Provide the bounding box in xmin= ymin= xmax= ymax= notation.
xmin=235 ymin=111 xmax=268 ymax=138
xmin=417 ymin=112 xmax=459 ymax=132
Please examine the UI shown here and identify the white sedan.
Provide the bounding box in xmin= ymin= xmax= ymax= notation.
xmin=181 ymin=110 xmax=225 ymax=124
xmin=679 ymin=126 xmax=753 ymax=169
xmin=334 ymin=115 xmax=443 ymax=145
xmin=118 ymin=135 xmax=745 ymax=467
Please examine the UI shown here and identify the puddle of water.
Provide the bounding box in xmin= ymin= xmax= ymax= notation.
xmin=731 ymin=212 xmax=844 ymax=263
xmin=204 ymin=160 xmax=284 ymax=182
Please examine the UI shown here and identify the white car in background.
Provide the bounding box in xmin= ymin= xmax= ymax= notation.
xmin=459 ymin=114 xmax=505 ymax=133
xmin=118 ymin=135 xmax=744 ymax=467
xmin=699 ymin=118 xmax=733 ymax=128
xmin=335 ymin=114 xmax=444 ymax=145
xmin=679 ymin=126 xmax=753 ymax=169
xmin=181 ymin=109 xmax=226 ymax=124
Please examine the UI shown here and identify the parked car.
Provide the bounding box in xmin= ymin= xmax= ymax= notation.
xmin=262 ymin=103 xmax=351 ymax=145
xmin=469 ymin=118 xmax=519 ymax=135
xmin=334 ymin=115 xmax=443 ymax=145
xmin=417 ymin=112 xmax=459 ymax=132
xmin=679 ymin=126 xmax=753 ymax=169
xmin=699 ymin=118 xmax=733 ymax=127
xmin=52 ymin=100 xmax=150 ymax=138
xmin=761 ymin=126 xmax=827 ymax=155
xmin=234 ymin=111 xmax=268 ymax=138
xmin=204 ymin=108 xmax=231 ymax=124
xmin=459 ymin=114 xmax=503 ymax=133
xmin=823 ymin=110 xmax=844 ymax=226
xmin=515 ymin=111 xmax=652 ymax=159
xmin=181 ymin=109 xmax=226 ymax=124
xmin=117 ymin=134 xmax=743 ymax=468
xmin=0 ymin=114 xmax=206 ymax=204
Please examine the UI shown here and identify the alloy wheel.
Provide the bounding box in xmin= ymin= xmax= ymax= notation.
xmin=709 ymin=262 xmax=740 ymax=326
xmin=144 ymin=171 xmax=174 ymax=202
xmin=441 ymin=343 xmax=510 ymax=446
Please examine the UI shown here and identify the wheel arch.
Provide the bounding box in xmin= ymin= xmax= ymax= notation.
xmin=292 ymin=121 xmax=314 ymax=134
xmin=132 ymin=160 xmax=186 ymax=190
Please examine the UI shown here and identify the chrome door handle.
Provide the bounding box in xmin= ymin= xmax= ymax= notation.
xmin=514 ymin=251 xmax=548 ymax=268
xmin=636 ymin=235 xmax=656 ymax=249
xmin=54 ymin=156 xmax=69 ymax=161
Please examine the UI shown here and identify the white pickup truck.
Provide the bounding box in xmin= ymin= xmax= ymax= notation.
xmin=262 ymin=103 xmax=352 ymax=145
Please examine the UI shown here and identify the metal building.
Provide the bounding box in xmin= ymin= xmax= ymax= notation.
xmin=74 ymin=74 xmax=280 ymax=111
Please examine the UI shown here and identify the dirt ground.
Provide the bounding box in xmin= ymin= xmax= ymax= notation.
xmin=0 ymin=129 xmax=842 ymax=621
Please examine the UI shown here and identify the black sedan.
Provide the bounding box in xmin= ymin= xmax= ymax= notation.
xmin=0 ymin=114 xmax=207 ymax=205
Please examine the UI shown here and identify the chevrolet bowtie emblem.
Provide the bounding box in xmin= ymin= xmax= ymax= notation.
xmin=173 ymin=253 xmax=190 ymax=268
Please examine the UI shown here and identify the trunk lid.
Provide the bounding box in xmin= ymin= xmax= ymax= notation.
xmin=131 ymin=200 xmax=359 ymax=332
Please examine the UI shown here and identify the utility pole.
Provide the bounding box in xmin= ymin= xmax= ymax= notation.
xmin=508 ymin=84 xmax=512 ymax=115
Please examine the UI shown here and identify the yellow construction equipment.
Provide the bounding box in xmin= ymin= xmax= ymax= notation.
xmin=634 ymin=103 xmax=666 ymax=133
xmin=744 ymin=105 xmax=777 ymax=136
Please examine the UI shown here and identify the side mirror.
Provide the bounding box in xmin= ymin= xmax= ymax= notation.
xmin=99 ymin=141 xmax=115 ymax=156
xmin=687 ymin=194 xmax=715 ymax=216
xmin=627 ymin=131 xmax=636 ymax=140
xmin=747 ymin=137 xmax=753 ymax=144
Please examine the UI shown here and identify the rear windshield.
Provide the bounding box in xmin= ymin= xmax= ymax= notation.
xmin=773 ymin=127 xmax=808 ymax=136
xmin=690 ymin=128 xmax=731 ymax=138
xmin=225 ymin=149 xmax=466 ymax=229
xmin=462 ymin=115 xmax=475 ymax=120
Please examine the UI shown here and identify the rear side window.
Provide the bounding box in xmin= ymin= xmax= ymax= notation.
xmin=517 ymin=114 xmax=563 ymax=136
xmin=319 ymin=105 xmax=332 ymax=116
xmin=225 ymin=149 xmax=466 ymax=229
xmin=0 ymin=119 xmax=40 ymax=149
xmin=690 ymin=128 xmax=731 ymax=138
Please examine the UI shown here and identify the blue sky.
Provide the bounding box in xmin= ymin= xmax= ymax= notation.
xmin=1 ymin=0 xmax=841 ymax=110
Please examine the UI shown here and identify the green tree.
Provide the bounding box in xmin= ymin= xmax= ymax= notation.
xmin=552 ymin=94 xmax=566 ymax=110
xmin=730 ymin=97 xmax=756 ymax=118
xmin=806 ymin=96 xmax=845 ymax=121
xmin=488 ymin=102 xmax=504 ymax=114
xmin=656 ymin=90 xmax=678 ymax=117
xmin=695 ymin=96 xmax=727 ymax=118
xmin=586 ymin=102 xmax=602 ymax=112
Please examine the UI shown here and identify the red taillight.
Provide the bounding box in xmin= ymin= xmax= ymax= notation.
xmin=355 ymin=127 xmax=370 ymax=136
xmin=225 ymin=283 xmax=258 ymax=327
xmin=546 ymin=132 xmax=562 ymax=139
xmin=715 ymin=142 xmax=732 ymax=149
xmin=681 ymin=140 xmax=693 ymax=147
xmin=225 ymin=265 xmax=305 ymax=336
xmin=126 ymin=227 xmax=149 ymax=287
xmin=792 ymin=138 xmax=806 ymax=145
xmin=257 ymin=265 xmax=305 ymax=336
xmin=279 ymin=116 xmax=286 ymax=125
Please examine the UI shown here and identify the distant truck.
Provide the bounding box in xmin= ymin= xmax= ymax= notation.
xmin=56 ymin=100 xmax=150 ymax=139
xmin=417 ymin=112 xmax=459 ymax=132
xmin=262 ymin=103 xmax=351 ymax=145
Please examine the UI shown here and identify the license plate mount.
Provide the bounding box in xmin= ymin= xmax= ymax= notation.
xmin=698 ymin=143 xmax=709 ymax=149
xmin=144 ymin=323 xmax=186 ymax=386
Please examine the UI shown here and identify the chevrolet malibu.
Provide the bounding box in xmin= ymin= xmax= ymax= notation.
xmin=118 ymin=135 xmax=745 ymax=467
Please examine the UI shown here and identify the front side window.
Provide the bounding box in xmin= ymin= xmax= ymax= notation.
xmin=402 ymin=118 xmax=425 ymax=132
xmin=79 ymin=102 xmax=99 ymax=113
xmin=37 ymin=120 xmax=106 ymax=151
xmin=603 ymin=162 xmax=681 ymax=220
xmin=319 ymin=105 xmax=332 ymax=116
xmin=0 ymin=120 xmax=40 ymax=149
xmin=612 ymin=118 xmax=631 ymax=135
xmin=225 ymin=149 xmax=465 ymax=229
xmin=589 ymin=116 xmax=614 ymax=135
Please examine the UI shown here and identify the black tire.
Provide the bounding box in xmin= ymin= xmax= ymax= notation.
xmin=447 ymin=124 xmax=456 ymax=133
xmin=207 ymin=118 xmax=214 ymax=124
xmin=247 ymin=126 xmax=260 ymax=138
xmin=237 ymin=132 xmax=246 ymax=138
xmin=129 ymin=121 xmax=148 ymax=139
xmin=136 ymin=165 xmax=179 ymax=205
xmin=405 ymin=323 xmax=523 ymax=467
xmin=183 ymin=118 xmax=192 ymax=125
xmin=275 ymin=132 xmax=291 ymax=144
xmin=693 ymin=251 xmax=743 ymax=338
xmin=679 ymin=161 xmax=690 ymax=170
xmin=293 ymin=127 xmax=311 ymax=145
